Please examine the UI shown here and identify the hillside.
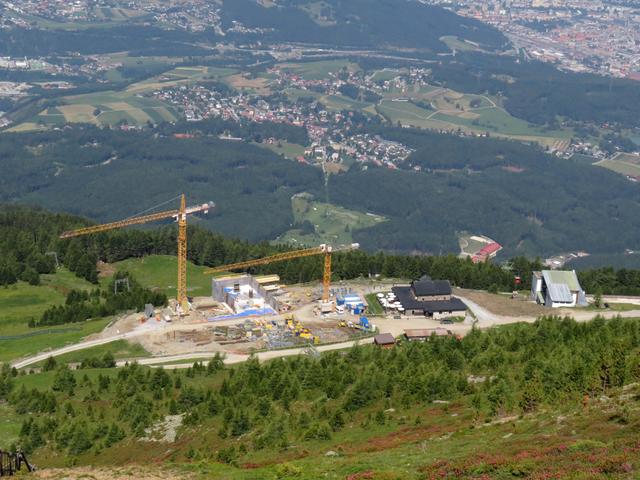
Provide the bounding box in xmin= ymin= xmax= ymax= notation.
xmin=221 ymin=0 xmax=508 ymax=52
xmin=2 ymin=317 xmax=640 ymax=478
xmin=2 ymin=125 xmax=639 ymax=257
xmin=1 ymin=206 xmax=640 ymax=477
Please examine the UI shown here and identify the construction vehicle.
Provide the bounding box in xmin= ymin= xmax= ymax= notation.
xmin=203 ymin=243 xmax=359 ymax=302
xmin=60 ymin=194 xmax=213 ymax=314
xmin=340 ymin=317 xmax=373 ymax=332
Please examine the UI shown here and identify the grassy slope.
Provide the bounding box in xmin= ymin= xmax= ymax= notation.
xmin=279 ymin=60 xmax=360 ymax=80
xmin=29 ymin=340 xmax=149 ymax=368
xmin=103 ymin=255 xmax=213 ymax=298
xmin=0 ymin=255 xmax=209 ymax=364
xmin=8 ymin=365 xmax=640 ymax=479
xmin=275 ymin=195 xmax=386 ymax=246
xmin=0 ymin=269 xmax=113 ymax=362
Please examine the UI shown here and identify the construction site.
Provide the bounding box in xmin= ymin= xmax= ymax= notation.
xmin=59 ymin=194 xmax=382 ymax=358
xmin=99 ymin=271 xmax=378 ymax=357
xmin=55 ymin=195 xmax=476 ymax=357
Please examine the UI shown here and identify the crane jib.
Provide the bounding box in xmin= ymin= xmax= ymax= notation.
xmin=56 ymin=196 xmax=214 ymax=316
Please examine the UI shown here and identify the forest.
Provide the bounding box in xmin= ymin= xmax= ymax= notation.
xmin=0 ymin=26 xmax=213 ymax=57
xmin=221 ymin=0 xmax=507 ymax=52
xmin=0 ymin=0 xmax=507 ymax=59
xmin=2 ymin=315 xmax=640 ymax=473
xmin=2 ymin=125 xmax=640 ymax=257
xmin=4 ymin=205 xmax=640 ymax=317
xmin=429 ymin=52 xmax=640 ymax=129
xmin=0 ymin=125 xmax=321 ymax=243
xmin=336 ymin=127 xmax=640 ymax=256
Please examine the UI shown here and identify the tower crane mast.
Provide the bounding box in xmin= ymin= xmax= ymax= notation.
xmin=60 ymin=194 xmax=214 ymax=314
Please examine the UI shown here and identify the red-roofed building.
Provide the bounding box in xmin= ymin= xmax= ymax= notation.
xmin=472 ymin=242 xmax=502 ymax=263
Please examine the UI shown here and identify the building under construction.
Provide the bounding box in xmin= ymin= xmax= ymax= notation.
xmin=212 ymin=274 xmax=290 ymax=315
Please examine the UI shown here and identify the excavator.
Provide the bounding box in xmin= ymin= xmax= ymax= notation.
xmin=203 ymin=243 xmax=359 ymax=302
xmin=60 ymin=194 xmax=213 ymax=314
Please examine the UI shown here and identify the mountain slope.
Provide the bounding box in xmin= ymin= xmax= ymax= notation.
xmin=2 ymin=125 xmax=640 ymax=256
xmin=221 ymin=0 xmax=508 ymax=52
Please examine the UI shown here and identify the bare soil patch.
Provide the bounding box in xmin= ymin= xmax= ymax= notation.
xmin=31 ymin=466 xmax=193 ymax=480
xmin=97 ymin=260 xmax=116 ymax=279
xmin=227 ymin=74 xmax=271 ymax=94
xmin=455 ymin=288 xmax=548 ymax=317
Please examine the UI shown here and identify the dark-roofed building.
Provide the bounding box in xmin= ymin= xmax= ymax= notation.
xmin=392 ymin=275 xmax=467 ymax=318
xmin=411 ymin=276 xmax=452 ymax=301
xmin=374 ymin=333 xmax=396 ymax=348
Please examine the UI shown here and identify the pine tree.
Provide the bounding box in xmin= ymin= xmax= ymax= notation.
xmin=52 ymin=366 xmax=77 ymax=396
xmin=42 ymin=356 xmax=57 ymax=372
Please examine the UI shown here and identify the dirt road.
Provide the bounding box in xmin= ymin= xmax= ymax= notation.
xmin=125 ymin=337 xmax=375 ymax=369
xmin=12 ymin=292 xmax=640 ymax=370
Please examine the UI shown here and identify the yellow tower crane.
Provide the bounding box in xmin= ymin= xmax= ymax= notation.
xmin=59 ymin=194 xmax=214 ymax=314
xmin=203 ymin=243 xmax=359 ymax=302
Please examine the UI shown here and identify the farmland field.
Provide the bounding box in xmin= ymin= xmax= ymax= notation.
xmin=279 ymin=60 xmax=360 ymax=80
xmin=378 ymin=94 xmax=571 ymax=148
xmin=258 ymin=141 xmax=307 ymax=160
xmin=369 ymin=68 xmax=404 ymax=83
xmin=274 ymin=193 xmax=386 ymax=247
xmin=226 ymin=73 xmax=271 ymax=94
xmin=17 ymin=64 xmax=236 ymax=130
xmin=596 ymin=153 xmax=640 ymax=177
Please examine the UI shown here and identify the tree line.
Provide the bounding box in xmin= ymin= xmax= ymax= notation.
xmin=33 ymin=272 xmax=167 ymax=328
xmin=4 ymin=205 xmax=640 ymax=301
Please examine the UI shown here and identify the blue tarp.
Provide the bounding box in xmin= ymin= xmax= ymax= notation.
xmin=208 ymin=307 xmax=276 ymax=322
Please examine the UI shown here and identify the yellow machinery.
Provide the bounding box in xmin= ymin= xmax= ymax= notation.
xmin=60 ymin=194 xmax=214 ymax=314
xmin=203 ymin=243 xmax=359 ymax=302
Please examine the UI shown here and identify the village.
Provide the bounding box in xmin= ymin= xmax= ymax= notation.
xmin=151 ymin=67 xmax=418 ymax=168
